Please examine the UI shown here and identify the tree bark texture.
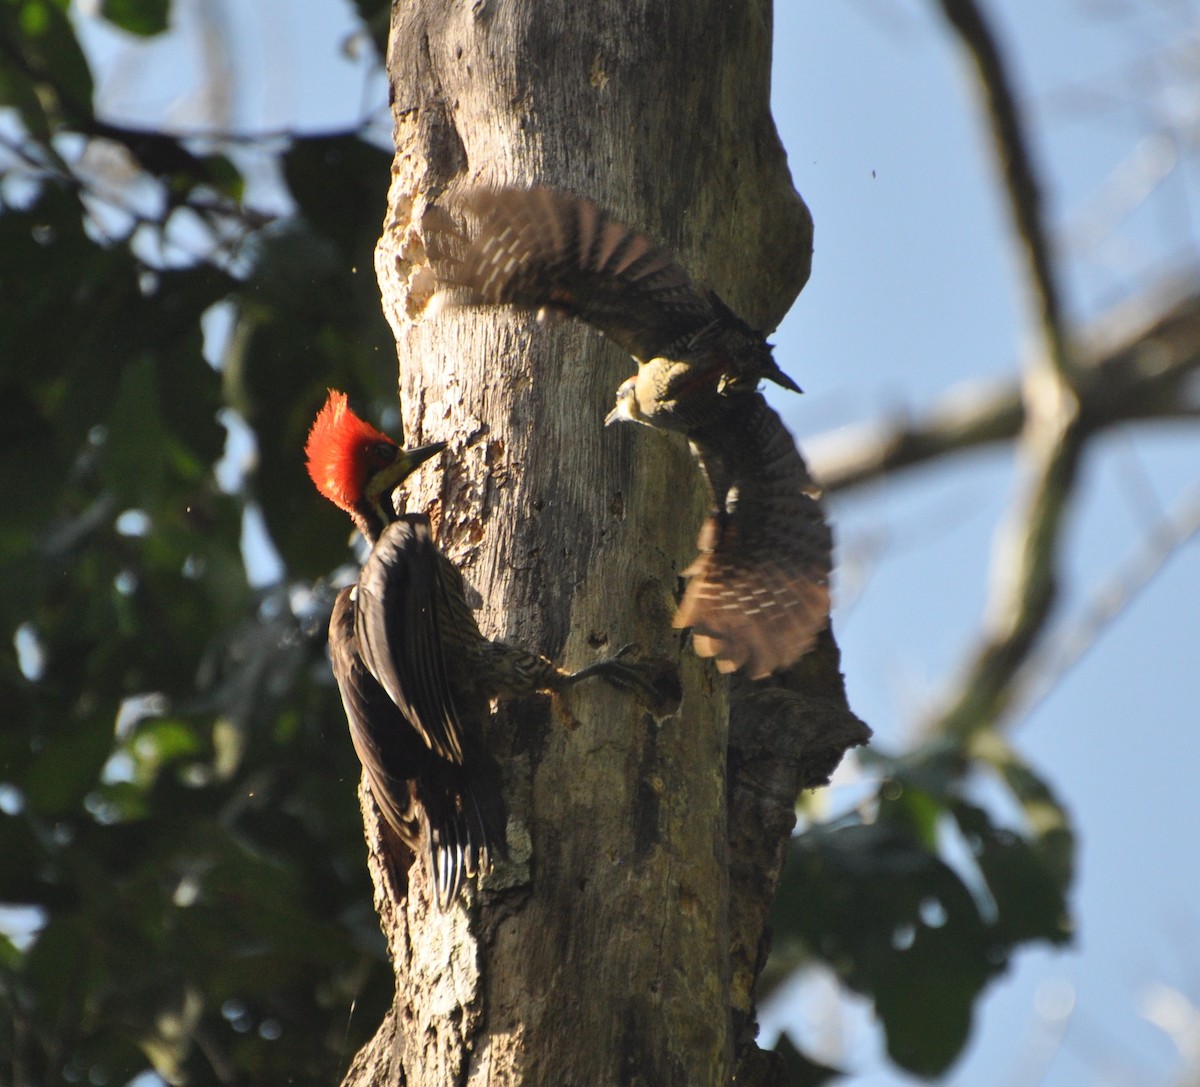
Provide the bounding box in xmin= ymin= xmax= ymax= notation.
xmin=344 ymin=3 xmax=868 ymax=1085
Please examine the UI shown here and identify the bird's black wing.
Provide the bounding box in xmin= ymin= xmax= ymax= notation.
xmin=435 ymin=186 xmax=718 ymax=363
xmin=329 ymin=585 xmax=423 ymax=858
xmin=354 ymin=515 xmax=465 ymax=764
xmin=677 ymin=394 xmax=832 ymax=679
xmin=330 ymin=583 xmax=507 ymax=909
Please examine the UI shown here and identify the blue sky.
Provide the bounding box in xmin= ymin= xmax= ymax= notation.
xmin=75 ymin=0 xmax=1200 ymax=1083
xmin=766 ymin=3 xmax=1200 ymax=1084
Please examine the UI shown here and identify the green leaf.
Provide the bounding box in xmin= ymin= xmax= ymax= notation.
xmin=345 ymin=0 xmax=390 ymax=56
xmin=972 ymin=733 xmax=1076 ymax=890
xmin=776 ymin=822 xmax=997 ymax=1077
xmin=99 ymin=0 xmax=170 ymax=37
xmin=773 ymin=734 xmax=1080 ymax=1079
xmin=0 ymin=49 xmax=52 ymax=141
xmin=86 ymin=780 xmax=150 ymax=822
xmin=0 ymin=930 xmax=23 ymax=969
xmin=0 ymin=813 xmax=65 ymax=906
xmin=22 ymin=709 xmax=116 ymax=815
xmin=878 ymin=776 xmax=942 ymax=847
xmin=139 ymin=985 xmax=202 ymax=1082
xmin=199 ymin=152 xmax=244 ymax=200
xmin=952 ymin=801 xmax=1073 ymax=946
xmin=131 ymin=717 xmax=203 ymax=770
xmin=8 ymin=0 xmax=95 ymax=122
xmin=0 ymin=380 xmax=61 ymax=548
xmin=102 ymin=356 xmax=169 ymax=507
xmin=20 ymin=912 xmax=92 ymax=1025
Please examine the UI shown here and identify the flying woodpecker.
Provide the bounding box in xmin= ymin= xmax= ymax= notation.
xmin=432 ymin=187 xmax=832 ymax=678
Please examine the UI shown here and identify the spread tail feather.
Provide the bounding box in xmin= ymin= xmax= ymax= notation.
xmin=674 ymin=544 xmax=830 ymax=680
xmin=420 ymin=756 xmax=508 ymax=911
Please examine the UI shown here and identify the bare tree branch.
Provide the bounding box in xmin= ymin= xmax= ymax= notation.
xmin=912 ymin=0 xmax=1158 ymax=740
xmin=1010 ymin=478 xmax=1200 ymax=720
xmin=927 ymin=424 xmax=1084 ymax=739
xmin=935 ymin=0 xmax=1069 ymax=374
xmin=820 ymin=4 xmax=1199 ymax=746
xmin=812 ymin=281 xmax=1200 ymax=493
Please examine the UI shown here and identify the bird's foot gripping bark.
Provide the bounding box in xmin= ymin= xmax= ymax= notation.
xmin=562 ymin=643 xmax=681 ymax=716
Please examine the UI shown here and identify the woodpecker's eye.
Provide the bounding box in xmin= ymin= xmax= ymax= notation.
xmin=368 ymin=440 xmax=397 ymax=466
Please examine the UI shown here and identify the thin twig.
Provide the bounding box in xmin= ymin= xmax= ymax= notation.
xmin=1010 ymin=479 xmax=1200 ymax=720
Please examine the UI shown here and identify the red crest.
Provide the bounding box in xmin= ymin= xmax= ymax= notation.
xmin=305 ymin=390 xmax=396 ymax=514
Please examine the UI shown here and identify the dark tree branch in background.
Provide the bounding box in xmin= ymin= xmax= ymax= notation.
xmin=821 ymin=0 xmax=1200 ymax=743
xmin=935 ymin=0 xmax=1069 ymax=374
xmin=805 ymin=5 xmax=1200 ymax=748
xmin=811 ymin=282 xmax=1200 ymax=493
xmin=917 ymin=0 xmax=1086 ymax=739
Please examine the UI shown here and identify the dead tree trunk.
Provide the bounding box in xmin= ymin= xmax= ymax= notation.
xmin=344 ymin=3 xmax=868 ymax=1085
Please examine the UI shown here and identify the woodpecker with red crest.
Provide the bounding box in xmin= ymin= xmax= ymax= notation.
xmin=307 ymin=390 xmax=661 ymax=907
xmin=432 ymin=186 xmax=832 ymax=678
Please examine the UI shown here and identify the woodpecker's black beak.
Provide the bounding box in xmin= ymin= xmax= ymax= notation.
xmin=367 ymin=441 xmax=447 ymax=510
xmin=405 ymin=441 xmax=447 ymax=471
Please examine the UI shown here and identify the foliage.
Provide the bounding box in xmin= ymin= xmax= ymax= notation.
xmin=769 ymin=739 xmax=1074 ymax=1077
xmin=0 ymin=2 xmax=398 ymax=1084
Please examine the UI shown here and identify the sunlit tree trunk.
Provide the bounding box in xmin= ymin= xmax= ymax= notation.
xmin=344 ymin=3 xmax=866 ymax=1084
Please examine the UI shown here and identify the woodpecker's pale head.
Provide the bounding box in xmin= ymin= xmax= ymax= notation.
xmin=305 ymin=390 xmax=445 ymax=538
xmin=604 ymin=376 xmax=645 ymax=427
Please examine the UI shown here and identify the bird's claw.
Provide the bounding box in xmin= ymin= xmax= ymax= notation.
xmin=578 ymin=648 xmax=680 ymax=716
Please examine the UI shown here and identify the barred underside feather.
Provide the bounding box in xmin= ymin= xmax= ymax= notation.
xmin=675 ymin=540 xmax=830 ymax=680
xmin=678 ymin=394 xmax=833 ymax=678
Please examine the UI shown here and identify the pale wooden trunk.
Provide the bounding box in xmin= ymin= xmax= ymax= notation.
xmin=344 ymin=2 xmax=866 ymax=1085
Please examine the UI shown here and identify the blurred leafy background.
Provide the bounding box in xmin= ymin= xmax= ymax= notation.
xmin=0 ymin=2 xmax=401 ymax=1082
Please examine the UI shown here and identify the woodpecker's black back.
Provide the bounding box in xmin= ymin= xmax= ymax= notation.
xmin=329 ymin=516 xmax=507 ymax=910
xmin=434 ymin=186 xmax=801 ymax=395
xmin=355 ymin=517 xmax=468 ymax=764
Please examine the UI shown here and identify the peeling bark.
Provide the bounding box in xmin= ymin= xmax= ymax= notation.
xmin=342 ymin=3 xmax=865 ymax=1085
